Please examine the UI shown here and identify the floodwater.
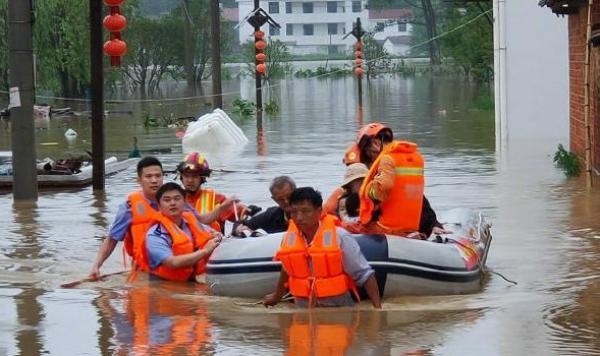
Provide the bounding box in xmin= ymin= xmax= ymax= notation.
xmin=1 ymin=76 xmax=599 ymax=355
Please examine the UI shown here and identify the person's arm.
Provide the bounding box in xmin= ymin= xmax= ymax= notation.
xmin=161 ymin=237 xmax=220 ymax=269
xmin=362 ymin=274 xmax=382 ymax=309
xmin=233 ymin=207 xmax=273 ymax=236
xmin=89 ymin=238 xmax=119 ymax=279
xmin=195 ymin=196 xmax=238 ymax=225
xmin=338 ymin=230 xmax=382 ymax=308
xmin=323 ymin=187 xmax=344 ymax=215
xmin=89 ymin=202 xmax=131 ymax=278
xmin=365 ymin=155 xmax=395 ymax=202
xmin=263 ymin=269 xmax=289 ymax=307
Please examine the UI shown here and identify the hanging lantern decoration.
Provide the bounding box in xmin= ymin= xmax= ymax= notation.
xmin=354 ymin=42 xmax=363 ymax=77
xmin=255 ymin=32 xmax=267 ymax=77
xmin=103 ymin=1 xmax=127 ymax=67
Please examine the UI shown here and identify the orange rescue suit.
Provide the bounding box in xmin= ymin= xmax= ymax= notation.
xmin=359 ymin=140 xmax=424 ymax=234
xmin=125 ymin=191 xmax=160 ymax=272
xmin=150 ymin=212 xmax=213 ymax=282
xmin=275 ymin=215 xmax=354 ymax=299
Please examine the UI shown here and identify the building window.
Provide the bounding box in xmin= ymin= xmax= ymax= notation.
xmin=286 ymin=23 xmax=294 ymax=35
xmin=303 ymin=24 xmax=314 ymax=36
xmin=328 ymin=23 xmax=338 ymax=35
xmin=352 ymin=1 xmax=361 ymax=13
xmin=270 ymin=24 xmax=280 ymax=36
xmin=286 ymin=2 xmax=292 ymax=13
xmin=269 ymin=2 xmax=279 ymax=14
xmin=327 ymin=1 xmax=337 ymax=13
xmin=302 ymin=2 xmax=313 ymax=13
xmin=375 ymin=22 xmax=384 ymax=32
xmin=398 ymin=22 xmax=407 ymax=32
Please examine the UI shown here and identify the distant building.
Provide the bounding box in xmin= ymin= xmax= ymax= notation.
xmin=235 ymin=0 xmax=412 ymax=55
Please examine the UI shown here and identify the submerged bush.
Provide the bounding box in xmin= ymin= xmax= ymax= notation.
xmin=553 ymin=144 xmax=580 ymax=177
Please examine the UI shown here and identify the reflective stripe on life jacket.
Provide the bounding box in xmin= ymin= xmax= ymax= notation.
xmin=191 ymin=189 xmax=221 ymax=232
xmin=275 ymin=215 xmax=353 ymax=300
xmin=359 ymin=140 xmax=424 ymax=234
xmin=151 ymin=212 xmax=213 ymax=282
xmin=125 ymin=191 xmax=160 ymax=272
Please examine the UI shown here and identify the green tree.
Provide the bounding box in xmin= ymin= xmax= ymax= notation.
xmin=440 ymin=4 xmax=493 ymax=81
xmin=362 ymin=33 xmax=391 ymax=78
xmin=33 ymin=0 xmax=90 ymax=97
xmin=369 ymin=0 xmax=443 ymax=64
xmin=244 ymin=39 xmax=292 ymax=80
xmin=123 ymin=14 xmax=183 ymax=98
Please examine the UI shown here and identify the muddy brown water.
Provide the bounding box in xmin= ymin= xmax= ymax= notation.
xmin=0 ymin=76 xmax=598 ymax=355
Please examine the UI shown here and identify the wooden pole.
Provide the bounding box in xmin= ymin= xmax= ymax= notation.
xmin=356 ymin=18 xmax=363 ymax=107
xmin=8 ymin=0 xmax=37 ymax=201
xmin=210 ymin=0 xmax=223 ymax=108
xmin=584 ymin=0 xmax=594 ymax=187
xmin=90 ymin=0 xmax=105 ymax=191
xmin=254 ymin=0 xmax=263 ymax=113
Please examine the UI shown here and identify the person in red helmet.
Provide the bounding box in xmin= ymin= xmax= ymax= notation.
xmin=331 ymin=123 xmax=448 ymax=238
xmin=177 ymin=152 xmax=247 ymax=232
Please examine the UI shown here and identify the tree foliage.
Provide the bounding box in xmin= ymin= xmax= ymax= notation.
xmin=33 ymin=0 xmax=91 ymax=97
xmin=362 ymin=33 xmax=391 ymax=78
xmin=244 ymin=39 xmax=292 ymax=80
xmin=440 ymin=4 xmax=493 ymax=81
xmin=0 ymin=0 xmax=8 ymax=90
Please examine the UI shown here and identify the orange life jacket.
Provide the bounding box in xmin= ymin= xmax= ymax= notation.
xmin=323 ymin=187 xmax=344 ymax=216
xmin=188 ymin=189 xmax=222 ymax=231
xmin=275 ymin=215 xmax=354 ymax=300
xmin=124 ymin=191 xmax=160 ymax=272
xmin=359 ymin=140 xmax=424 ymax=234
xmin=150 ymin=212 xmax=213 ymax=282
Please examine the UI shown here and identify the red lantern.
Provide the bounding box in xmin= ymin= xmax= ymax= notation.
xmin=355 ymin=41 xmax=363 ymax=51
xmin=354 ymin=58 xmax=363 ymax=66
xmin=255 ymin=40 xmax=267 ymax=51
xmin=103 ymin=14 xmax=126 ymax=32
xmin=104 ymin=39 xmax=127 ymax=57
xmin=355 ymin=67 xmax=364 ymax=77
xmin=104 ymin=0 xmax=124 ymax=6
xmin=256 ymin=63 xmax=267 ymax=75
xmin=354 ymin=51 xmax=362 ymax=59
xmin=256 ymin=53 xmax=266 ymax=62
xmin=255 ymin=30 xmax=265 ymax=40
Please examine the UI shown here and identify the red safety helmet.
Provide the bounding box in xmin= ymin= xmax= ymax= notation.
xmin=356 ymin=123 xmax=393 ymax=150
xmin=177 ymin=152 xmax=211 ymax=177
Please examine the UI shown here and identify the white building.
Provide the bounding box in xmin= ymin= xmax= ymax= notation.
xmin=235 ymin=0 xmax=412 ymax=55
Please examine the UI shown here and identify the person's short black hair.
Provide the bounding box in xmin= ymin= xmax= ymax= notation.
xmin=289 ymin=187 xmax=322 ymax=208
xmin=137 ymin=156 xmax=163 ymax=177
xmin=156 ymin=182 xmax=185 ymax=202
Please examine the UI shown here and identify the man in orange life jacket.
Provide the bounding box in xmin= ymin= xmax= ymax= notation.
xmin=177 ymin=152 xmax=246 ymax=232
xmin=89 ymin=157 xmax=227 ymax=279
xmin=263 ymin=187 xmax=382 ymax=308
xmin=146 ymin=182 xmax=221 ymax=282
xmin=341 ymin=122 xmax=448 ymax=237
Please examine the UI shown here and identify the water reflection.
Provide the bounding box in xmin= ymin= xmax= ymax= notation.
xmin=95 ymin=283 xmax=213 ymax=355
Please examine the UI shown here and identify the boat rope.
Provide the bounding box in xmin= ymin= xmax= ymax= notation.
xmin=232 ymin=292 xmax=293 ymax=307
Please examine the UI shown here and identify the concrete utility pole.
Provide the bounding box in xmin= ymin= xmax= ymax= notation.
xmin=90 ymin=0 xmax=105 ymax=190
xmin=210 ymin=0 xmax=223 ymax=108
xmin=356 ymin=18 xmax=363 ymax=107
xmin=8 ymin=0 xmax=38 ymax=201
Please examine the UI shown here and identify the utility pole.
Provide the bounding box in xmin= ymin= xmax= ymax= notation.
xmin=90 ymin=0 xmax=105 ymax=190
xmin=210 ymin=0 xmax=223 ymax=108
xmin=253 ymin=0 xmax=263 ymax=112
xmin=8 ymin=0 xmax=37 ymax=201
xmin=356 ymin=18 xmax=363 ymax=107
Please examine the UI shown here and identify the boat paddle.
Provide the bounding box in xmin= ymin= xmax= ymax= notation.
xmin=60 ymin=270 xmax=127 ymax=289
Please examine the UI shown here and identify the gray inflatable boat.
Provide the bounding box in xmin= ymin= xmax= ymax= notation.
xmin=206 ymin=208 xmax=492 ymax=298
